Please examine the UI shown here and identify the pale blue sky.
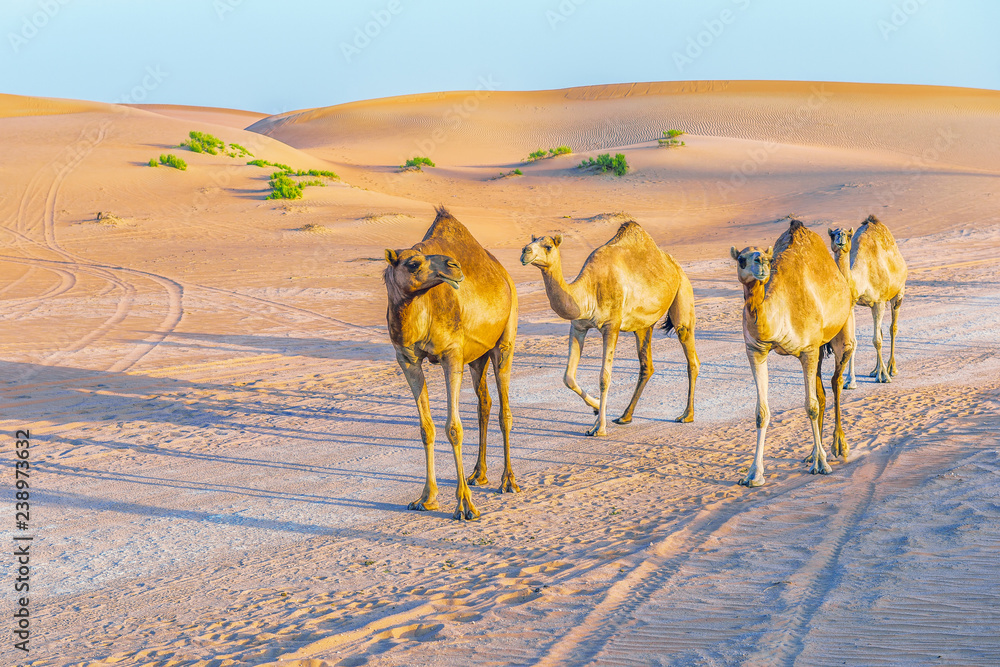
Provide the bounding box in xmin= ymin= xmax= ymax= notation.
xmin=2 ymin=0 xmax=997 ymax=114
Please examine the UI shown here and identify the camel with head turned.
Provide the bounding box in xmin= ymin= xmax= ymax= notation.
xmin=828 ymin=214 xmax=907 ymax=388
xmin=384 ymin=206 xmax=518 ymax=520
xmin=521 ymin=221 xmax=699 ymax=436
xmin=731 ymin=219 xmax=855 ymax=487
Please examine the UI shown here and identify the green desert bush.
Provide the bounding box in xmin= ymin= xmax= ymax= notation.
xmin=513 ymin=168 xmax=523 ymax=175
xmin=226 ymin=142 xmax=253 ymax=158
xmin=526 ymin=146 xmax=573 ymax=162
xmin=297 ymin=179 xmax=326 ymax=188
xmin=578 ymin=153 xmax=628 ymax=176
xmin=159 ymin=154 xmax=187 ymax=170
xmin=267 ymin=173 xmax=302 ymax=199
xmin=658 ymin=130 xmax=687 ymax=148
xmin=294 ymin=168 xmax=338 ymax=179
xmin=181 ymin=131 xmax=225 ymax=155
xmin=400 ymin=156 xmax=435 ymax=170
xmin=248 ymin=158 xmax=293 ymax=172
xmin=148 ymin=158 xmax=157 ymax=167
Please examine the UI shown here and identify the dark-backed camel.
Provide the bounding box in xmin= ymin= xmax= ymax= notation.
xmin=521 ymin=221 xmax=699 ymax=436
xmin=731 ymin=219 xmax=855 ymax=487
xmin=384 ymin=206 xmax=518 ymax=520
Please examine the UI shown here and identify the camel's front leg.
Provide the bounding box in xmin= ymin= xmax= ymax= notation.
xmin=869 ymin=301 xmax=891 ymax=382
xmin=830 ymin=311 xmax=855 ymax=458
xmin=843 ymin=325 xmax=858 ymax=390
xmin=397 ymin=354 xmax=439 ymax=511
xmin=443 ymin=356 xmax=479 ymax=520
xmin=740 ymin=347 xmax=770 ymax=487
xmin=615 ymin=327 xmax=653 ymax=425
xmin=466 ymin=355 xmax=491 ymax=487
xmin=564 ymin=323 xmax=600 ymax=412
xmin=587 ymin=325 xmax=619 ymax=436
xmin=888 ymin=291 xmax=903 ymax=377
xmin=800 ymin=349 xmax=832 ymax=475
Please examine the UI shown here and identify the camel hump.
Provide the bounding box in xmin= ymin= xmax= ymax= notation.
xmin=773 ymin=218 xmax=809 ymax=256
xmin=607 ymin=220 xmax=653 ymax=247
xmin=864 ymin=214 xmax=881 ymax=226
xmin=422 ymin=205 xmax=477 ymax=246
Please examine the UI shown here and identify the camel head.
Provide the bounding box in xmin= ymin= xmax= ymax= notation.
xmin=827 ymin=227 xmax=854 ymax=254
xmin=520 ymin=234 xmax=562 ymax=268
xmin=730 ymin=245 xmax=773 ymax=285
xmin=384 ymin=248 xmax=464 ymax=298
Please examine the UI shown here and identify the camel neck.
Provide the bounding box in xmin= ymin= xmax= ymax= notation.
xmin=834 ymin=248 xmax=858 ymax=302
xmin=743 ymin=280 xmax=768 ymax=337
xmin=540 ymin=256 xmax=583 ymax=321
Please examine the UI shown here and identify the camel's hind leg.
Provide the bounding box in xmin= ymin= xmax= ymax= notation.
xmin=587 ymin=324 xmax=620 ymax=437
xmin=615 ymin=327 xmax=653 ymax=425
xmin=888 ymin=290 xmax=903 ymax=377
xmin=740 ymin=347 xmax=770 ymax=487
xmin=668 ymin=276 xmax=699 ymax=422
xmin=466 ymin=355 xmax=491 ymax=487
xmin=830 ymin=311 xmax=855 ymax=458
xmin=564 ymin=323 xmax=600 ymax=413
xmin=800 ymin=348 xmax=832 ymax=475
xmin=397 ymin=356 xmax=439 ymax=511
xmin=869 ymin=301 xmax=891 ymax=382
xmin=491 ymin=315 xmax=519 ymax=493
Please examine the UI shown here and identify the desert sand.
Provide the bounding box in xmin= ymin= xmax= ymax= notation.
xmin=1 ymin=81 xmax=999 ymax=666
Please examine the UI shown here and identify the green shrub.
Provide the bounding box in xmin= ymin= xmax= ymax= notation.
xmin=159 ymin=154 xmax=187 ymax=170
xmin=148 ymin=158 xmax=158 ymax=167
xmin=658 ymin=130 xmax=687 ymax=148
xmin=297 ymin=179 xmax=326 ymax=188
xmin=294 ymin=168 xmax=338 ymax=179
xmin=180 ymin=131 xmax=225 ymax=155
xmin=513 ymin=168 xmax=523 ymax=175
xmin=227 ymin=142 xmax=253 ymax=158
xmin=267 ymin=173 xmax=302 ymax=199
xmin=578 ymin=153 xmax=628 ymax=177
xmin=248 ymin=158 xmax=293 ymax=172
xmin=401 ymin=156 xmax=435 ymax=170
xmin=526 ymin=146 xmax=573 ymax=162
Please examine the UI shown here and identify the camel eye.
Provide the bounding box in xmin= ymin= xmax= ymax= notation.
xmin=543 ymin=244 xmax=552 ymax=251
xmin=738 ymin=257 xmax=746 ymax=269
xmin=405 ymin=261 xmax=420 ymax=271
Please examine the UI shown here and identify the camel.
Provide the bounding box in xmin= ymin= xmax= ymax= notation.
xmin=730 ymin=219 xmax=856 ymax=487
xmin=520 ymin=221 xmax=699 ymax=436
xmin=384 ymin=206 xmax=518 ymax=520
xmin=828 ymin=215 xmax=907 ymax=387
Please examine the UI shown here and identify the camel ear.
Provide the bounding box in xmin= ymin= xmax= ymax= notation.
xmin=848 ymin=227 xmax=854 ymax=236
xmin=764 ymin=246 xmax=773 ymax=258
xmin=730 ymin=246 xmax=739 ymax=261
xmin=828 ymin=228 xmax=834 ymax=238
xmin=385 ymin=249 xmax=399 ymax=265
xmin=553 ymin=234 xmax=563 ymax=247
xmin=531 ymin=235 xmax=537 ymax=242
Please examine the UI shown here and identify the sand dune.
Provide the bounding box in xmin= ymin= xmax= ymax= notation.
xmin=2 ymin=82 xmax=999 ymax=665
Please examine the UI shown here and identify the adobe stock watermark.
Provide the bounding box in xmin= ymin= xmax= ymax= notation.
xmin=716 ymin=84 xmax=834 ymax=198
xmin=872 ymin=127 xmax=958 ymax=208
xmin=545 ymin=0 xmax=587 ymax=30
xmin=384 ymin=75 xmax=500 ymax=192
xmin=109 ymin=66 xmax=169 ymax=105
xmin=341 ymin=0 xmax=403 ymax=63
xmin=214 ymin=0 xmax=243 ymax=20
xmin=878 ymin=0 xmax=930 ymax=40
xmin=8 ymin=0 xmax=73 ymax=53
xmin=673 ymin=0 xmax=751 ymax=73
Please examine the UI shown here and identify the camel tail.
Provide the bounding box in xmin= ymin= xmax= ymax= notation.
xmin=660 ymin=314 xmax=675 ymax=336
